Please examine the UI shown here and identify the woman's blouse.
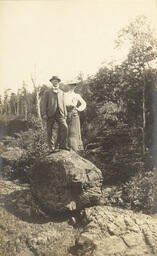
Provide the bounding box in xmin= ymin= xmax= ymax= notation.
xmin=65 ymin=91 xmax=86 ymax=111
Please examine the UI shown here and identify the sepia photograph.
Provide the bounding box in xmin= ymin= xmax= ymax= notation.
xmin=0 ymin=0 xmax=157 ymax=255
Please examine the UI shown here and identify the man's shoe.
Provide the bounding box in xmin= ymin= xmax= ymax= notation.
xmin=60 ymin=146 xmax=70 ymax=151
xmin=48 ymin=147 xmax=56 ymax=154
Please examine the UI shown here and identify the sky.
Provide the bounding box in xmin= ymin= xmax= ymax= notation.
xmin=0 ymin=0 xmax=157 ymax=94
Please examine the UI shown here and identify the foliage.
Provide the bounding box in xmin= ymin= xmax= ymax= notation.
xmin=122 ymin=169 xmax=154 ymax=213
xmin=79 ymin=16 xmax=157 ymax=213
xmin=102 ymin=168 xmax=154 ymax=214
xmin=13 ymin=116 xmax=48 ymax=181
xmin=80 ymin=16 xmax=157 ymax=144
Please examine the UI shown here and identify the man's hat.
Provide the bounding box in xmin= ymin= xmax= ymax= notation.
xmin=49 ymin=76 xmax=61 ymax=82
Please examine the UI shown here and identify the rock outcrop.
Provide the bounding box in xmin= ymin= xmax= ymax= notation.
xmin=0 ymin=147 xmax=23 ymax=166
xmin=0 ymin=118 xmax=30 ymax=137
xmin=1 ymin=176 xmax=157 ymax=256
xmin=70 ymin=205 xmax=157 ymax=256
xmin=30 ymin=150 xmax=103 ymax=213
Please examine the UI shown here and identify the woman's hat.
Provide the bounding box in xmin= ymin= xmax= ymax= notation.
xmin=49 ymin=76 xmax=61 ymax=82
xmin=67 ymin=79 xmax=80 ymax=86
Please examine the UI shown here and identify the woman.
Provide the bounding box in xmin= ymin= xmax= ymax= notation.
xmin=65 ymin=80 xmax=86 ymax=152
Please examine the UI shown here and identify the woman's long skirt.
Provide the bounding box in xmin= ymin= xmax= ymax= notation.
xmin=67 ymin=108 xmax=84 ymax=152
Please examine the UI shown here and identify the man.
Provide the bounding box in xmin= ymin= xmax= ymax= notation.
xmin=42 ymin=75 xmax=69 ymax=152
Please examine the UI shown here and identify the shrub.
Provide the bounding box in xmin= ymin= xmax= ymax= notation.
xmin=13 ymin=116 xmax=48 ymax=182
xmin=101 ymin=169 xmax=154 ymax=214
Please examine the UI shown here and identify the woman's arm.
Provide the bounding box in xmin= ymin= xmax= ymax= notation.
xmin=76 ymin=94 xmax=86 ymax=112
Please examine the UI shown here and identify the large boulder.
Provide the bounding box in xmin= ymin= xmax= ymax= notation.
xmin=30 ymin=150 xmax=103 ymax=213
xmin=70 ymin=206 xmax=157 ymax=256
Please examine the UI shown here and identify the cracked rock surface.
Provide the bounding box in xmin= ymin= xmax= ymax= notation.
xmin=70 ymin=206 xmax=157 ymax=256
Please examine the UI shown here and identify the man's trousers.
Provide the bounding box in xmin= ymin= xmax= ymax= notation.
xmin=46 ymin=113 xmax=68 ymax=150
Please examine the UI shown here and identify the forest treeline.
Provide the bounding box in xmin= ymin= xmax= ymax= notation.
xmin=0 ymin=83 xmax=48 ymax=120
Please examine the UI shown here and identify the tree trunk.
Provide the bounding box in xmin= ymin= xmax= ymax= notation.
xmin=31 ymin=76 xmax=43 ymax=128
xmin=17 ymin=99 xmax=20 ymax=116
xmin=36 ymin=90 xmax=41 ymax=119
xmin=35 ymin=88 xmax=43 ymax=129
xmin=142 ymin=72 xmax=146 ymax=155
xmin=24 ymin=101 xmax=28 ymax=120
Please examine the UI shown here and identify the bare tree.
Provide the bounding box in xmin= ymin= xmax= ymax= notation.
xmin=31 ymin=73 xmax=43 ymax=128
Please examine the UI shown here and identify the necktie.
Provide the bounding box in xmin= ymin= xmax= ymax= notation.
xmin=52 ymin=86 xmax=59 ymax=94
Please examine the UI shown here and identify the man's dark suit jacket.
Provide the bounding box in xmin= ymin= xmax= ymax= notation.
xmin=42 ymin=88 xmax=67 ymax=118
